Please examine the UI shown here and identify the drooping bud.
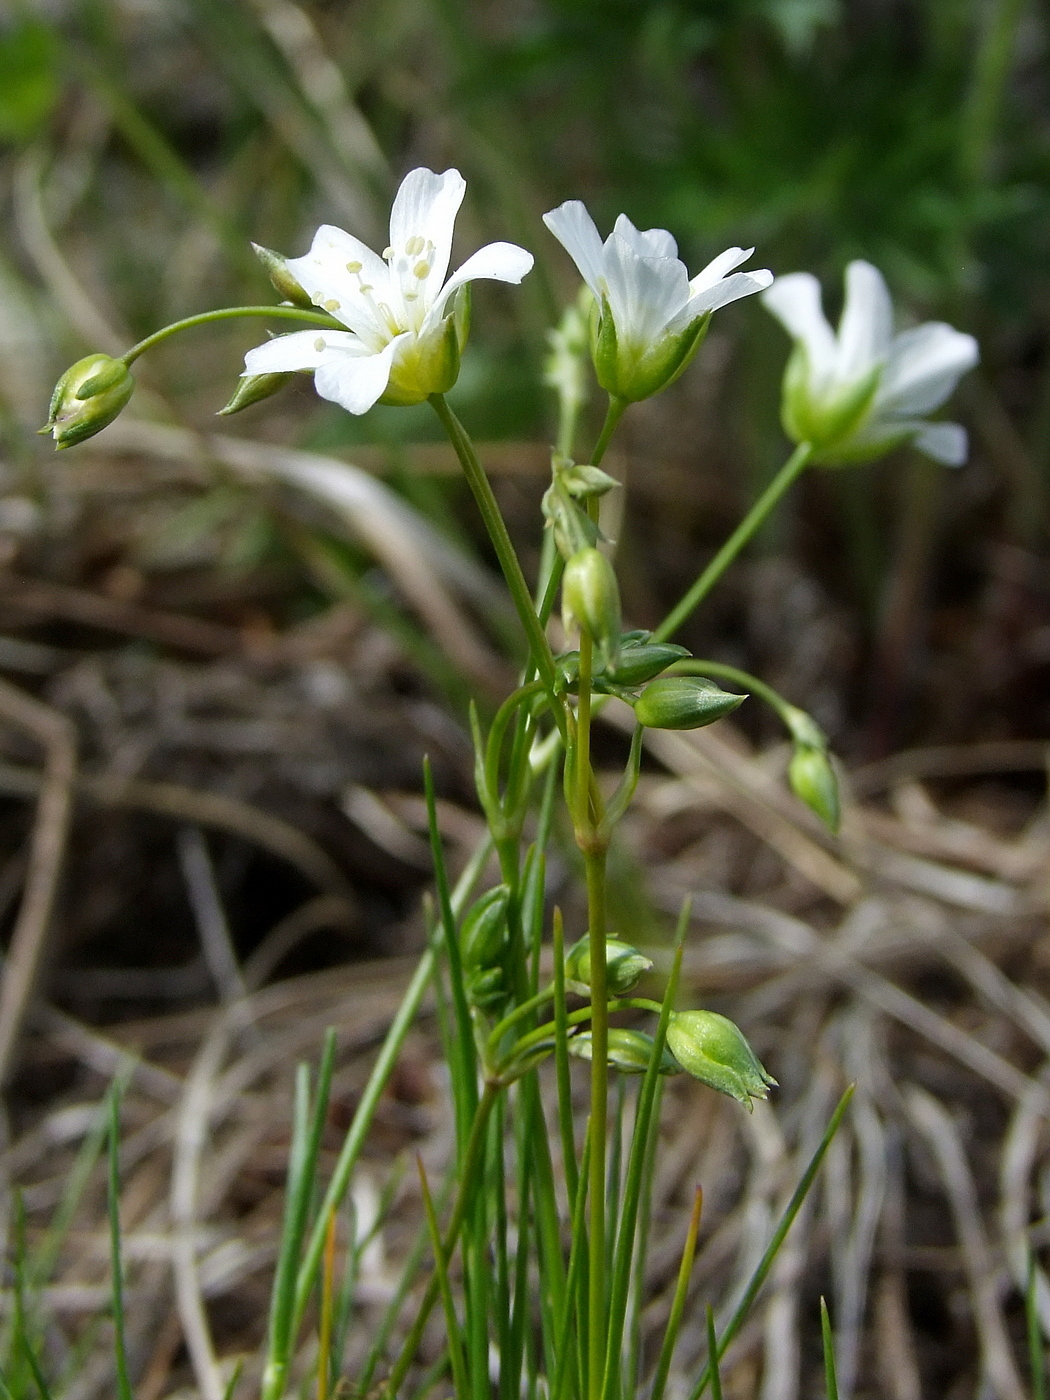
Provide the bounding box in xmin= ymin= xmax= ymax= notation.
xmin=42 ymin=353 xmax=134 ymax=449
xmin=218 ymin=371 xmax=295 ymax=416
xmin=568 ymin=1028 xmax=679 ymax=1075
xmin=604 ymin=642 xmax=691 ymax=688
xmin=788 ymin=743 xmax=840 ymax=832
xmin=564 ymin=935 xmax=652 ymax=997
xmin=562 ymin=547 xmax=622 ymax=669
xmin=632 ymin=676 xmax=745 ymax=730
xmin=666 ymin=1010 xmax=776 ymax=1110
xmin=251 ymin=242 xmax=314 ymax=309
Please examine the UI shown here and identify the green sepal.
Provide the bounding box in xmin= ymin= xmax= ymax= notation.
xmin=564 ymin=934 xmax=652 ymax=997
xmin=218 ymin=371 xmax=296 ymax=415
xmin=568 ymin=1028 xmax=679 ymax=1075
xmin=251 ymin=242 xmax=314 ymax=309
xmin=43 ymin=353 xmax=134 ymax=449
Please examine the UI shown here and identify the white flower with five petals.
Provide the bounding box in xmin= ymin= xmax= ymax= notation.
xmin=762 ymin=261 xmax=979 ymax=465
xmin=542 ymin=201 xmax=772 ymax=402
xmin=242 ymin=168 xmax=534 ymax=414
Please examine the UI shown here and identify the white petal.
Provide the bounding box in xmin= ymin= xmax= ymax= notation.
xmin=424 ymin=241 xmax=535 ymax=330
xmin=287 ymin=226 xmax=392 ymax=347
xmin=762 ymin=273 xmax=837 ymax=383
xmin=689 ymin=246 xmax=753 ymax=292
xmin=389 ymin=168 xmax=466 ymax=291
xmin=243 ymin=328 xmax=363 ymax=374
xmin=837 ymin=261 xmax=893 ymax=380
xmin=543 ymin=201 xmax=606 ymax=300
xmin=312 ymin=334 xmax=407 ymax=415
xmin=876 ymin=323 xmax=980 ymax=415
xmin=676 ymin=267 xmax=772 ymax=325
xmin=602 ymin=232 xmax=689 ymax=347
xmin=612 ymin=213 xmax=678 ymax=261
xmin=912 ymin=420 xmax=969 ymax=465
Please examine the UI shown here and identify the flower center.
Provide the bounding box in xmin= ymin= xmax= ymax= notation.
xmin=384 ymin=235 xmax=437 ymax=333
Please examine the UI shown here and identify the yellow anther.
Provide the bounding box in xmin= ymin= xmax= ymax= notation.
xmin=323 ymin=299 xmax=341 ymax=312
xmin=313 ymin=337 xmax=326 ymax=352
xmin=405 ymin=235 xmax=425 ymax=257
xmin=413 ymin=260 xmax=431 ymax=280
xmin=346 ymin=260 xmax=363 ymax=274
xmin=382 ymin=246 xmax=394 ymax=261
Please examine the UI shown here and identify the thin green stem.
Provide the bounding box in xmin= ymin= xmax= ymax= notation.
xmin=653 ymin=443 xmax=812 ymax=642
xmin=430 ymin=393 xmax=560 ymax=707
xmin=584 ymin=843 xmax=609 ymax=1400
xmin=649 ymin=1186 xmax=703 ymax=1400
xmin=120 ymin=305 xmax=341 ymax=367
xmin=591 ymin=397 xmax=626 ymax=468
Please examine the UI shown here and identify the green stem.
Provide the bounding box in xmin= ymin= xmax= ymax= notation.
xmin=959 ymin=0 xmax=1026 ymax=187
xmin=120 ymin=305 xmax=342 ymax=367
xmin=653 ymin=442 xmax=812 ymax=642
xmin=430 ymin=393 xmax=560 ymax=706
xmin=584 ymin=842 xmax=609 ymax=1400
xmin=591 ymin=396 xmax=626 ymax=468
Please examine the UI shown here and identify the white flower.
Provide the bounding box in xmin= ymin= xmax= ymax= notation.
xmin=762 ymin=260 xmax=979 ymax=465
xmin=243 ymin=168 xmax=534 ymax=413
xmin=542 ymin=200 xmax=772 ymax=402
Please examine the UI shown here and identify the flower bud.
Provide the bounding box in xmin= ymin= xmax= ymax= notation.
xmin=42 ymin=353 xmax=134 ymax=449
xmin=666 ymin=1010 xmax=776 ymax=1110
xmin=605 ymin=642 xmax=691 ymax=688
xmin=562 ymin=548 xmax=622 ymax=670
xmin=460 ymin=884 xmax=509 ymax=971
xmin=788 ymin=743 xmax=840 ymax=832
xmin=218 ymin=371 xmax=295 ymax=416
xmin=467 ymin=966 xmax=505 ymax=1011
xmin=558 ymin=462 xmax=619 ymax=499
xmin=564 ymin=935 xmax=652 ymax=997
xmin=632 ymin=676 xmax=745 ymax=730
xmin=251 ymin=242 xmax=314 ymax=308
xmin=568 ymin=1028 xmax=679 ymax=1075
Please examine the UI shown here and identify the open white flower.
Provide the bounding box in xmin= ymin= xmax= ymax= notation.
xmin=542 ymin=201 xmax=772 ymax=402
xmin=243 ymin=168 xmax=534 ymax=414
xmin=762 ymin=261 xmax=979 ymax=465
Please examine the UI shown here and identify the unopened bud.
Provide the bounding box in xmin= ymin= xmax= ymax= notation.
xmin=605 ymin=642 xmax=691 ymax=688
xmin=632 ymin=676 xmax=745 ymax=730
xmin=568 ymin=1028 xmax=678 ymax=1075
xmin=789 ymin=744 xmax=840 ymax=832
xmin=565 ymin=935 xmax=652 ymax=997
xmin=562 ymin=547 xmax=622 ymax=669
xmin=467 ymin=966 xmax=505 ymax=1011
xmin=460 ymin=885 xmax=510 ymax=971
xmin=251 ymin=242 xmax=314 ymax=308
xmin=219 ymin=371 xmax=295 ymax=416
xmin=666 ymin=1010 xmax=776 ymax=1110
xmin=42 ymin=354 xmax=134 ymax=449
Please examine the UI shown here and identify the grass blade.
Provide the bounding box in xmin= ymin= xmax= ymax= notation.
xmin=688 ymin=1085 xmax=855 ymax=1400
xmin=820 ymin=1298 xmax=839 ymax=1400
xmin=1028 ymin=1251 xmax=1046 ymax=1400
xmin=418 ymin=1155 xmax=472 ymax=1400
xmin=649 ymin=1187 xmax=703 ymax=1400
xmin=107 ymin=1086 xmax=133 ymax=1400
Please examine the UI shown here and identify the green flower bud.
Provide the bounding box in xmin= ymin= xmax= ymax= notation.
xmin=788 ymin=743 xmax=840 ymax=832
xmin=632 ymin=676 xmax=746 ymax=730
xmin=568 ymin=1028 xmax=679 ymax=1075
xmin=564 ymin=935 xmax=652 ymax=997
xmin=218 ymin=371 xmax=295 ymax=416
xmin=562 ymin=547 xmax=622 ymax=669
xmin=252 ymin=242 xmax=314 ymax=308
xmin=460 ymin=884 xmax=509 ymax=971
xmin=666 ymin=1010 xmax=776 ymax=1110
xmin=467 ymin=966 xmax=505 ymax=1011
xmin=42 ymin=353 xmax=134 ymax=449
xmin=605 ymin=642 xmax=691 ymax=688
xmin=558 ymin=462 xmax=619 ymax=499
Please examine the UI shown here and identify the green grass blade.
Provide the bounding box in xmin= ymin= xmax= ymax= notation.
xmin=552 ymin=1125 xmax=592 ymax=1400
xmin=705 ymin=1308 xmax=723 ymax=1400
xmin=602 ymin=933 xmax=686 ymax=1400
xmin=688 ymin=1085 xmax=856 ymax=1400
xmin=552 ymin=908 xmax=579 ymax=1204
xmin=107 ymin=1086 xmax=133 ymax=1400
xmin=418 ymin=1156 xmax=472 ymax=1400
xmin=649 ymin=1187 xmax=703 ymax=1400
xmin=820 ymin=1298 xmax=839 ymax=1400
